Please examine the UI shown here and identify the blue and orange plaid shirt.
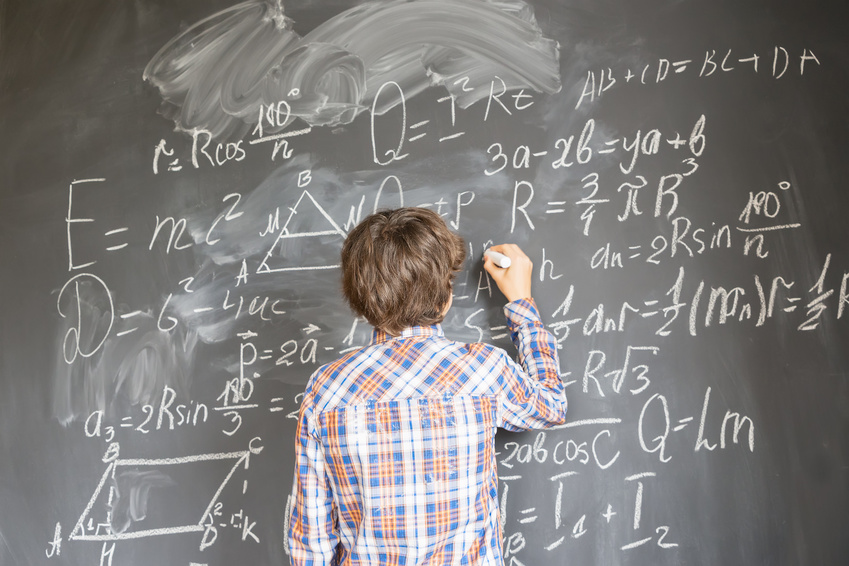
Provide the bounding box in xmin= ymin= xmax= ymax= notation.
xmin=288 ymin=298 xmax=567 ymax=565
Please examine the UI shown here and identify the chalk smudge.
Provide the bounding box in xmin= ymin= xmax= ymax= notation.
xmin=110 ymin=470 xmax=176 ymax=534
xmin=53 ymin=279 xmax=197 ymax=425
xmin=144 ymin=0 xmax=560 ymax=138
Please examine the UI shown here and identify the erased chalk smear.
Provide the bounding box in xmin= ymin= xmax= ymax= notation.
xmin=144 ymin=0 xmax=561 ymax=138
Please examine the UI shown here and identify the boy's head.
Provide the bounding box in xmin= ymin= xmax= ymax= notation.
xmin=341 ymin=207 xmax=466 ymax=335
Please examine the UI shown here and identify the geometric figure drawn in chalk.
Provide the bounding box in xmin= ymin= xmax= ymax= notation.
xmin=257 ymin=190 xmax=346 ymax=273
xmin=69 ymin=439 xmax=262 ymax=542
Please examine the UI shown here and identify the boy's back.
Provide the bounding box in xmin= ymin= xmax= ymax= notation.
xmin=288 ymin=208 xmax=567 ymax=565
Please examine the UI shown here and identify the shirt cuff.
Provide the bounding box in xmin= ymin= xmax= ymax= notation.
xmin=503 ymin=298 xmax=543 ymax=331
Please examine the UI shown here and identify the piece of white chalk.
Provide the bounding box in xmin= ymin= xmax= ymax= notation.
xmin=484 ymin=249 xmax=512 ymax=268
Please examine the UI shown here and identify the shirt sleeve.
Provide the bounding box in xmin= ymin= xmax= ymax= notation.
xmin=288 ymin=393 xmax=341 ymax=566
xmin=497 ymin=298 xmax=568 ymax=431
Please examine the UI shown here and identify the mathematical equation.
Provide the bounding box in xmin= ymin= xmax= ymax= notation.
xmin=48 ymin=38 xmax=838 ymax=566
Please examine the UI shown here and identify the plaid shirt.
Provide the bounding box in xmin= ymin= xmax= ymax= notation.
xmin=288 ymin=298 xmax=567 ymax=565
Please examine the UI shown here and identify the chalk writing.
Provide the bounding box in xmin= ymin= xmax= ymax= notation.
xmin=38 ymin=4 xmax=839 ymax=565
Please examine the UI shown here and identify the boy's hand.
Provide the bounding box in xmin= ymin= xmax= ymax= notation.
xmin=484 ymin=244 xmax=534 ymax=303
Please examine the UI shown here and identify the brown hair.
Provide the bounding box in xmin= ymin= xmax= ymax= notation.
xmin=341 ymin=207 xmax=466 ymax=335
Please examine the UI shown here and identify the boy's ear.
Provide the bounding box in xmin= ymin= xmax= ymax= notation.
xmin=441 ymin=294 xmax=453 ymax=316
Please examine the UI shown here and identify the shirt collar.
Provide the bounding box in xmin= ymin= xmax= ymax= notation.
xmin=371 ymin=324 xmax=445 ymax=345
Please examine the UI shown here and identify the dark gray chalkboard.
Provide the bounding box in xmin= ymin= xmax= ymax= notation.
xmin=1 ymin=0 xmax=848 ymax=564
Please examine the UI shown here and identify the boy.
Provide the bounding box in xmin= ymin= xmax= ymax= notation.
xmin=288 ymin=207 xmax=567 ymax=565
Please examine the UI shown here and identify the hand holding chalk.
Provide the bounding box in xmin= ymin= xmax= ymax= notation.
xmin=483 ymin=249 xmax=512 ymax=268
xmin=483 ymin=244 xmax=533 ymax=303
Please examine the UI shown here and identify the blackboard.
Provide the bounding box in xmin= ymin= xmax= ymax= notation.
xmin=1 ymin=0 xmax=848 ymax=564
